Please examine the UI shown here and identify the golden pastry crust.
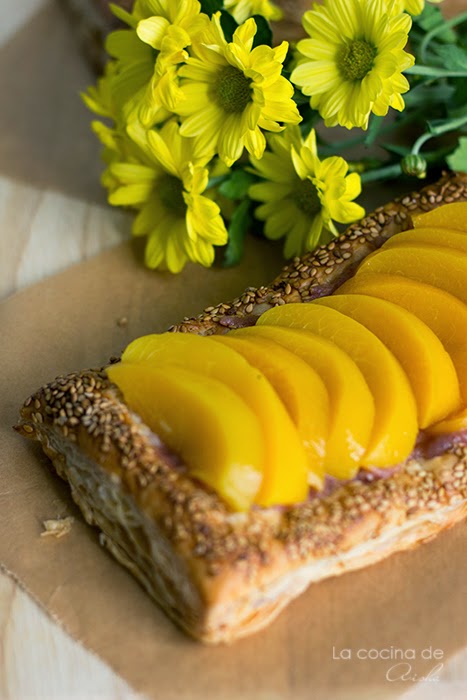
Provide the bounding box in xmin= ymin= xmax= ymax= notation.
xmin=16 ymin=171 xmax=467 ymax=643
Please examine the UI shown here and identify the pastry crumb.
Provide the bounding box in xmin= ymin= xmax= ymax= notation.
xmin=117 ymin=316 xmax=128 ymax=327
xmin=41 ymin=516 xmax=74 ymax=539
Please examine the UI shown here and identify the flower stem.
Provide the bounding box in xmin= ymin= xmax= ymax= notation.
xmin=412 ymin=113 xmax=467 ymax=156
xmin=360 ymin=163 xmax=402 ymax=184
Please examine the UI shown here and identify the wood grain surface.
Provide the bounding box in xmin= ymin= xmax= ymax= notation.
xmin=0 ymin=1 xmax=465 ymax=698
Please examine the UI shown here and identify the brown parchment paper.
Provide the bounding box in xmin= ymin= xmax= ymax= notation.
xmin=1 ymin=238 xmax=466 ymax=700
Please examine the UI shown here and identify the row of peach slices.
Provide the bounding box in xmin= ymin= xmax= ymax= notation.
xmin=107 ymin=201 xmax=467 ymax=511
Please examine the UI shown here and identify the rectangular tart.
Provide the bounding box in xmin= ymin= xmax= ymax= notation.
xmin=16 ymin=172 xmax=467 ymax=643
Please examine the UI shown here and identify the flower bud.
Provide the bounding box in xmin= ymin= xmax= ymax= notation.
xmin=401 ymin=154 xmax=427 ymax=179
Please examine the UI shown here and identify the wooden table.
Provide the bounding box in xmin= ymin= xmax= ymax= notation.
xmin=0 ymin=1 xmax=465 ymax=697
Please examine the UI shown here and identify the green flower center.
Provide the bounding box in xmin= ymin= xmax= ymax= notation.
xmin=292 ymin=179 xmax=321 ymax=217
xmin=159 ymin=175 xmax=186 ymax=216
xmin=215 ymin=65 xmax=252 ymax=114
xmin=337 ymin=39 xmax=377 ymax=81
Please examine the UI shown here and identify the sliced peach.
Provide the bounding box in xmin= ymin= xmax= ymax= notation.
xmin=317 ymin=294 xmax=460 ymax=428
xmin=259 ymin=303 xmax=418 ymax=468
xmin=411 ymin=202 xmax=467 ymax=231
xmin=427 ymin=408 xmax=467 ymax=436
xmin=212 ymin=332 xmax=329 ymax=484
xmin=122 ymin=332 xmax=310 ymax=506
xmin=382 ymin=228 xmax=467 ymax=254
xmin=107 ymin=363 xmax=263 ymax=511
xmin=233 ymin=324 xmax=375 ymax=479
xmin=336 ymin=273 xmax=467 ymax=404
xmin=356 ymin=246 xmax=467 ymax=304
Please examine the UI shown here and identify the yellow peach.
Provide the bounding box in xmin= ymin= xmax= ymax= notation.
xmin=213 ymin=332 xmax=329 ymax=485
xmin=122 ymin=333 xmax=310 ymax=506
xmin=318 ymin=294 xmax=460 ymax=428
xmin=107 ymin=363 xmax=263 ymax=511
xmin=236 ymin=324 xmax=375 ymax=479
xmin=427 ymin=408 xmax=467 ymax=436
xmin=411 ymin=202 xmax=467 ymax=231
xmin=259 ymin=304 xmax=418 ymax=468
xmin=356 ymin=246 xmax=467 ymax=304
xmin=382 ymin=228 xmax=467 ymax=254
xmin=335 ymin=273 xmax=467 ymax=404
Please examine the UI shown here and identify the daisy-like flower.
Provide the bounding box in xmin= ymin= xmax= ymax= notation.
xmin=249 ymin=126 xmax=365 ymax=258
xmin=175 ymin=14 xmax=301 ymax=167
xmin=106 ymin=120 xmax=228 ymax=273
xmin=291 ymin=0 xmax=415 ymax=130
xmin=224 ymin=0 xmax=283 ymax=24
xmin=105 ymin=0 xmax=207 ymax=125
xmin=81 ymin=62 xmax=117 ymax=119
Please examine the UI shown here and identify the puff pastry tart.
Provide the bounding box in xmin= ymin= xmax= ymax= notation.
xmin=16 ymin=171 xmax=467 ymax=644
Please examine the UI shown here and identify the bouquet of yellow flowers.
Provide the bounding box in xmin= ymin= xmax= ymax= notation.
xmin=83 ymin=0 xmax=467 ymax=272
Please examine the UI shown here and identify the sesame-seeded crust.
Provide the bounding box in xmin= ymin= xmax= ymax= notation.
xmin=15 ymin=171 xmax=467 ymax=643
xmin=171 ymin=171 xmax=467 ymax=335
xmin=16 ymin=370 xmax=467 ymax=642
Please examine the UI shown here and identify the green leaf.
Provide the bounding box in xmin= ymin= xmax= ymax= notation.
xmin=404 ymin=82 xmax=455 ymax=108
xmin=206 ymin=174 xmax=229 ymax=190
xmin=220 ymin=10 xmax=238 ymax=42
xmin=364 ymin=115 xmax=384 ymax=146
xmin=447 ymin=137 xmax=467 ymax=172
xmin=223 ymin=200 xmax=252 ymax=267
xmin=293 ymin=89 xmax=310 ymax=106
xmin=417 ymin=10 xmax=467 ymax=64
xmin=219 ymin=169 xmax=257 ymax=199
xmin=200 ymin=0 xmax=223 ymax=17
xmin=413 ymin=5 xmax=457 ymax=43
xmin=432 ymin=44 xmax=467 ymax=71
xmin=450 ymin=78 xmax=467 ymax=118
xmin=252 ymin=15 xmax=273 ymax=48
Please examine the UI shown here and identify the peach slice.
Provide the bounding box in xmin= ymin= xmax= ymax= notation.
xmin=355 ymin=246 xmax=467 ymax=304
xmin=411 ymin=201 xmax=467 ymax=231
xmin=258 ymin=303 xmax=418 ymax=468
xmin=335 ymin=273 xmax=467 ymax=403
xmin=233 ymin=324 xmax=375 ymax=479
xmin=122 ymin=333 xmax=310 ymax=506
xmin=382 ymin=228 xmax=467 ymax=254
xmin=427 ymin=408 xmax=467 ymax=436
xmin=107 ymin=363 xmax=263 ymax=511
xmin=317 ymin=294 xmax=460 ymax=428
xmin=212 ymin=332 xmax=329 ymax=483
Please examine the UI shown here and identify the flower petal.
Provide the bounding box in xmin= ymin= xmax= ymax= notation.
xmin=137 ymin=16 xmax=170 ymax=49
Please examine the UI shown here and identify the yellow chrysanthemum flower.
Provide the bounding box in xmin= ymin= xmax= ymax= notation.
xmin=249 ymin=126 xmax=365 ymax=258
xmin=90 ymin=118 xmax=147 ymax=195
xmin=291 ymin=0 xmax=415 ymax=130
xmin=175 ymin=14 xmax=301 ymax=167
xmin=105 ymin=0 xmax=207 ymax=125
xmin=224 ymin=0 xmax=283 ymax=24
xmin=385 ymin=0 xmax=443 ymax=15
xmin=105 ymin=120 xmax=228 ymax=273
xmin=82 ymin=62 xmax=118 ymax=119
